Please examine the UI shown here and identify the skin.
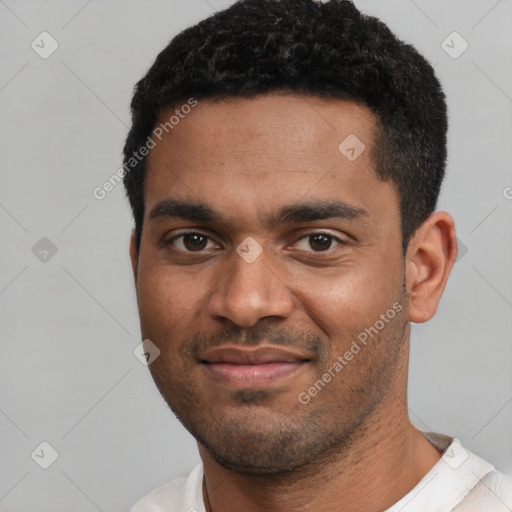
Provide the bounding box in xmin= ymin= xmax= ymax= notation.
xmin=129 ymin=93 xmax=458 ymax=512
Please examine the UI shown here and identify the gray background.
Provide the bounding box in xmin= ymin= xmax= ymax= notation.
xmin=1 ymin=0 xmax=511 ymax=510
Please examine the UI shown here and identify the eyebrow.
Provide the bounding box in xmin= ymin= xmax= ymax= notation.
xmin=148 ymin=198 xmax=368 ymax=227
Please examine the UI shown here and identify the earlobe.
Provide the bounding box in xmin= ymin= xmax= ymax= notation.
xmin=129 ymin=230 xmax=139 ymax=286
xmin=405 ymin=211 xmax=457 ymax=324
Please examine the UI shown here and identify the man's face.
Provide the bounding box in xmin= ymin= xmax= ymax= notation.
xmin=131 ymin=94 xmax=409 ymax=474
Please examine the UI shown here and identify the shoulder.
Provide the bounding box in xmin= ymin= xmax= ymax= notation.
xmin=454 ymin=469 xmax=512 ymax=511
xmin=130 ymin=463 xmax=204 ymax=512
xmin=386 ymin=432 xmax=511 ymax=512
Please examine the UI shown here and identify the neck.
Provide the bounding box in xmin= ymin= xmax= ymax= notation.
xmin=200 ymin=344 xmax=441 ymax=512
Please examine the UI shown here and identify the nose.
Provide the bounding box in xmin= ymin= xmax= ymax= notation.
xmin=207 ymin=246 xmax=294 ymax=327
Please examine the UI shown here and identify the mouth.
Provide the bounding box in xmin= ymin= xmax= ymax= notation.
xmin=199 ymin=345 xmax=311 ymax=388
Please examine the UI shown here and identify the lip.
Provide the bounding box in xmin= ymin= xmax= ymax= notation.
xmin=200 ymin=345 xmax=310 ymax=365
xmin=200 ymin=345 xmax=310 ymax=388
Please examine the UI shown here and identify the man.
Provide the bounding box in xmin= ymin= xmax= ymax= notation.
xmin=123 ymin=0 xmax=512 ymax=510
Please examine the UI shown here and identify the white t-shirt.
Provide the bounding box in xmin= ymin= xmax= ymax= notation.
xmin=131 ymin=432 xmax=512 ymax=512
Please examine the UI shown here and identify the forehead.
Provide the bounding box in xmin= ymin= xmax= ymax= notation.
xmin=144 ymin=94 xmax=397 ymax=229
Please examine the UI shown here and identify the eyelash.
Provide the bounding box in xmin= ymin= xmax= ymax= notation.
xmin=166 ymin=230 xmax=347 ymax=254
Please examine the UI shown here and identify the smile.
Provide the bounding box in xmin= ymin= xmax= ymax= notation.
xmin=199 ymin=345 xmax=310 ymax=388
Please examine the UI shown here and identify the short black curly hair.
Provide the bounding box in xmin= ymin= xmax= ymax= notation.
xmin=123 ymin=0 xmax=447 ymax=254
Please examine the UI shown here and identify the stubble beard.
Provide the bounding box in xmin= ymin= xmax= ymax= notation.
xmin=148 ymin=296 xmax=409 ymax=476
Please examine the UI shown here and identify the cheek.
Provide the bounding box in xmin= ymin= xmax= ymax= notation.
xmin=136 ymin=264 xmax=206 ymax=345
xmin=290 ymin=255 xmax=403 ymax=341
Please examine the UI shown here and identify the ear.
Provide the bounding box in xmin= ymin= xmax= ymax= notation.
xmin=405 ymin=211 xmax=457 ymax=323
xmin=129 ymin=230 xmax=139 ymax=287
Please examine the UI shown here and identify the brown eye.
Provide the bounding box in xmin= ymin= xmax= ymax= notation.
xmin=308 ymin=234 xmax=333 ymax=251
xmin=169 ymin=232 xmax=217 ymax=252
xmin=292 ymin=232 xmax=345 ymax=253
xmin=182 ymin=234 xmax=208 ymax=251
